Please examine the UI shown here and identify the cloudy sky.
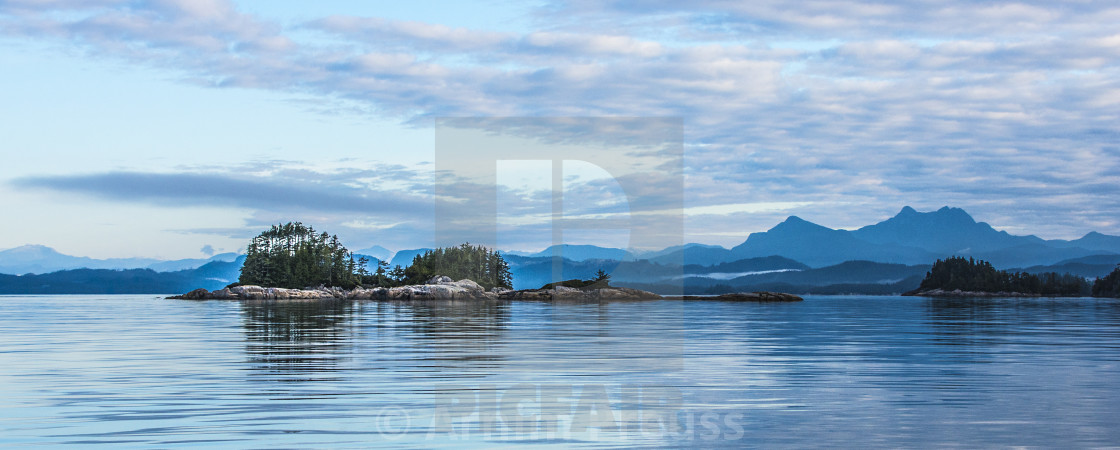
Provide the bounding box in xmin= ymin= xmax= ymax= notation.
xmin=1 ymin=0 xmax=1118 ymax=259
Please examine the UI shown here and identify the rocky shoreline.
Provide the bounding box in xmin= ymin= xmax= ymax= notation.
xmin=169 ymin=275 xmax=662 ymax=301
xmin=168 ymin=276 xmax=801 ymax=302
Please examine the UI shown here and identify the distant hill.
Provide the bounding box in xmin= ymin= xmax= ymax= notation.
xmin=0 ymin=245 xmax=243 ymax=275
xmin=145 ymin=252 xmax=240 ymax=272
xmin=503 ymin=254 xmax=808 ymax=291
xmin=683 ymin=255 xmax=809 ymax=275
xmin=728 ymin=216 xmax=938 ymax=267
xmin=0 ymin=256 xmax=244 ymax=294
xmin=620 ymin=260 xmax=930 ymax=295
xmin=353 ymin=245 xmax=392 ymax=262
xmin=1013 ymin=254 xmax=1120 ymax=279
xmin=529 ymin=244 xmax=634 ymax=262
xmin=851 ymin=206 xmax=1037 ymax=254
xmin=647 ymin=243 xmax=734 ymax=265
xmin=725 ymin=260 xmax=929 ymax=288
xmin=388 ymin=248 xmax=432 ymax=268
xmin=726 ymin=207 xmax=1118 ymax=268
xmin=1047 ymin=232 xmax=1120 ymax=254
xmin=0 ymin=245 xmax=160 ymax=274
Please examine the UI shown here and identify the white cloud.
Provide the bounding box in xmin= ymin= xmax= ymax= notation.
xmin=1 ymin=0 xmax=1118 ymax=244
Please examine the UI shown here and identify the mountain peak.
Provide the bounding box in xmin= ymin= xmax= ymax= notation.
xmin=886 ymin=206 xmax=975 ymax=224
xmin=1 ymin=244 xmax=62 ymax=256
xmin=768 ymin=215 xmax=832 ymax=233
xmin=934 ymin=206 xmax=974 ymax=222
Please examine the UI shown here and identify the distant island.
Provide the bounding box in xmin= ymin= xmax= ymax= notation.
xmin=905 ymin=256 xmax=1119 ymax=298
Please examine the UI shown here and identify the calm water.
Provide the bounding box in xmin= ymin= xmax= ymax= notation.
xmin=2 ymin=295 xmax=1120 ymax=448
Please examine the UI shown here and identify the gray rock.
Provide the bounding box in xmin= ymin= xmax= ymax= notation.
xmin=498 ymin=286 xmax=661 ymax=301
xmin=169 ymin=278 xmax=661 ymax=302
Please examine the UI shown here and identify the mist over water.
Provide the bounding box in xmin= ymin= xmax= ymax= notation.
xmin=2 ymin=295 xmax=1119 ymax=447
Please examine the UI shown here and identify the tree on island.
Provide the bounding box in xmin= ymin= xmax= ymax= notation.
xmin=594 ymin=269 xmax=611 ymax=284
xmin=401 ymin=244 xmax=513 ymax=290
xmin=915 ymin=256 xmax=1090 ymax=296
xmin=1092 ymin=265 xmax=1120 ymax=298
xmin=238 ymin=222 xmax=362 ymax=289
xmin=389 ymin=265 xmax=407 ymax=284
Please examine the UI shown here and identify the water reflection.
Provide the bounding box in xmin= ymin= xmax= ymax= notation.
xmin=387 ymin=300 xmax=511 ymax=372
xmin=925 ymin=297 xmax=1120 ymax=344
xmin=5 ymin=295 xmax=1120 ymax=447
xmin=241 ymin=300 xmax=355 ymax=380
xmin=240 ymin=299 xmax=515 ymax=382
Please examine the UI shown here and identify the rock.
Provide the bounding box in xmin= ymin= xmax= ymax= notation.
xmin=714 ymin=292 xmax=803 ymax=302
xmin=497 ymin=286 xmax=661 ymax=301
xmin=171 ymin=288 xmax=211 ymax=300
xmin=675 ymin=291 xmax=803 ymax=302
xmin=428 ymin=275 xmax=453 ymax=284
xmin=347 ymin=287 xmax=388 ymax=300
xmin=386 ymin=278 xmax=496 ymax=300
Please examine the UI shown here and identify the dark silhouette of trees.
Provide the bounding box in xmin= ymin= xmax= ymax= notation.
xmin=239 ymin=227 xmax=512 ymax=290
xmin=1092 ymin=265 xmax=1120 ymax=298
xmin=917 ymin=256 xmax=1090 ymax=296
xmin=238 ymin=222 xmax=361 ymax=289
xmin=401 ymin=243 xmax=513 ymax=289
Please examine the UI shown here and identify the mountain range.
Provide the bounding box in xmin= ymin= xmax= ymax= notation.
xmin=648 ymin=206 xmax=1120 ymax=268
xmin=2 ymin=206 xmax=1118 ymax=294
xmin=0 ymin=245 xmax=240 ymax=275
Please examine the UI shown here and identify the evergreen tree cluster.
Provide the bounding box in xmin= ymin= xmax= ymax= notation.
xmin=237 ymin=226 xmax=514 ymax=291
xmin=401 ymin=244 xmax=513 ymax=290
xmin=238 ymin=222 xmax=362 ymax=289
xmin=1092 ymin=265 xmax=1120 ymax=298
xmin=917 ymin=256 xmax=1090 ymax=296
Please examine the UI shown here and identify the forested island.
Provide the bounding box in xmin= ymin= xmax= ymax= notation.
xmin=236 ymin=222 xmax=512 ymax=290
xmin=905 ymin=256 xmax=1119 ymax=297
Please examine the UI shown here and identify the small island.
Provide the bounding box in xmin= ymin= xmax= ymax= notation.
xmin=170 ymin=222 xmax=802 ymax=302
xmin=904 ymin=256 xmax=1094 ymax=297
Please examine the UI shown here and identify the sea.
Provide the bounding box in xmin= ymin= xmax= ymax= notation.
xmin=2 ymin=295 xmax=1119 ymax=448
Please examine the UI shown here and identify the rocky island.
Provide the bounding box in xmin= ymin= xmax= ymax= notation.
xmin=170 ymin=275 xmax=801 ymax=302
xmin=171 ymin=275 xmax=662 ymax=301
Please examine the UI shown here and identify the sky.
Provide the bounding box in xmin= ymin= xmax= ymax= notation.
xmin=1 ymin=0 xmax=1118 ymax=259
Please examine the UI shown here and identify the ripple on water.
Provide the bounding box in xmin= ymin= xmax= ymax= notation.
xmin=1 ymin=295 xmax=1119 ymax=447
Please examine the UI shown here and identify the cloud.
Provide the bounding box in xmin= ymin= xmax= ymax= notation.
xmin=199 ymin=244 xmax=214 ymax=256
xmin=12 ymin=171 xmax=432 ymax=216
xmin=1 ymin=0 xmax=1119 ymax=241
